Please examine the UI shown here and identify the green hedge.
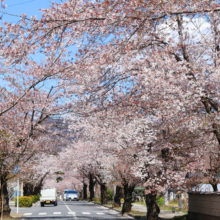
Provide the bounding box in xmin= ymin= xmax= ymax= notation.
xmin=31 ymin=194 xmax=40 ymax=203
xmin=15 ymin=194 xmax=40 ymax=207
xmin=15 ymin=196 xmax=32 ymax=207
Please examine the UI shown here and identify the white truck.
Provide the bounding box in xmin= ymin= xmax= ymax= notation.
xmin=40 ymin=188 xmax=58 ymax=207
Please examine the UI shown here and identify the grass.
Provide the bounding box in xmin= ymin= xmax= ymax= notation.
xmin=172 ymin=215 xmax=188 ymax=220
xmin=92 ymin=200 xmax=101 ymax=204
xmin=134 ymin=201 xmax=146 ymax=206
xmin=129 ymin=210 xmax=147 ymax=219
xmin=2 ymin=218 xmax=15 ymax=220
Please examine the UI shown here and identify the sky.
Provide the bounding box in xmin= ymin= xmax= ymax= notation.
xmin=2 ymin=0 xmax=62 ymax=22
xmin=0 ymin=1 xmax=81 ymax=108
xmin=0 ymin=0 xmax=70 ymax=92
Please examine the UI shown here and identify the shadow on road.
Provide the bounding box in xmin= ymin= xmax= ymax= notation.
xmin=22 ymin=218 xmax=135 ymax=220
xmin=22 ymin=217 xmax=73 ymax=219
xmin=63 ymin=203 xmax=97 ymax=207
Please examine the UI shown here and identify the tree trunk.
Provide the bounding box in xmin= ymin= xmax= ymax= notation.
xmin=122 ymin=183 xmax=135 ymax=215
xmin=100 ymin=183 xmax=107 ymax=204
xmin=114 ymin=185 xmax=122 ymax=207
xmin=212 ymin=183 xmax=218 ymax=192
xmin=209 ymin=177 xmax=218 ymax=192
xmin=23 ymin=182 xmax=34 ymax=196
xmin=83 ymin=183 xmax=87 ymax=200
xmin=0 ymin=173 xmax=11 ymax=217
xmin=89 ymin=173 xmax=95 ymax=201
xmin=24 ymin=172 xmax=49 ymax=196
xmin=145 ymin=191 xmax=160 ymax=220
xmin=33 ymin=172 xmax=49 ymax=195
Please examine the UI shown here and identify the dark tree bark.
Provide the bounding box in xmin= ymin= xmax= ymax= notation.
xmin=24 ymin=172 xmax=49 ymax=196
xmin=213 ymin=184 xmax=218 ymax=192
xmin=89 ymin=173 xmax=95 ymax=201
xmin=145 ymin=191 xmax=160 ymax=220
xmin=34 ymin=172 xmax=49 ymax=195
xmin=114 ymin=185 xmax=122 ymax=207
xmin=0 ymin=173 xmax=11 ymax=217
xmin=83 ymin=183 xmax=87 ymax=200
xmin=210 ymin=178 xmax=218 ymax=192
xmin=100 ymin=183 xmax=107 ymax=204
xmin=23 ymin=182 xmax=34 ymax=196
xmin=122 ymin=183 xmax=135 ymax=215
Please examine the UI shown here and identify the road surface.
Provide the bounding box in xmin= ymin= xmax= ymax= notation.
xmin=10 ymin=200 xmax=134 ymax=220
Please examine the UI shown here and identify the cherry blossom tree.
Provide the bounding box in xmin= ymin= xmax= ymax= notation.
xmin=2 ymin=0 xmax=220 ymax=186
xmin=0 ymin=91 xmax=68 ymax=215
xmin=1 ymin=1 xmax=220 ymax=219
xmin=66 ymin=108 xmax=207 ymax=218
xmin=67 ymin=112 xmax=156 ymax=212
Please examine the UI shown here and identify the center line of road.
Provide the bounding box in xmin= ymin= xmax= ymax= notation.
xmin=64 ymin=202 xmax=78 ymax=220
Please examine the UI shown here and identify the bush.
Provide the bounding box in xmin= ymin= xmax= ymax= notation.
xmin=15 ymin=196 xmax=32 ymax=207
xmin=32 ymin=194 xmax=40 ymax=203
xmin=156 ymin=195 xmax=164 ymax=207
xmin=107 ymin=188 xmax=113 ymax=200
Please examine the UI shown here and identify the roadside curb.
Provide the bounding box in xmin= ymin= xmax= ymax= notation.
xmin=90 ymin=201 xmax=121 ymax=213
xmin=90 ymin=202 xmax=137 ymax=219
xmin=32 ymin=201 xmax=40 ymax=207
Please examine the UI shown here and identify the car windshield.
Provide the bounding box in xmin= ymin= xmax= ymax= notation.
xmin=66 ymin=190 xmax=77 ymax=194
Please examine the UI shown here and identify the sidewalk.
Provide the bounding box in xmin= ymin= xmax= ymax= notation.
xmin=131 ymin=203 xmax=186 ymax=219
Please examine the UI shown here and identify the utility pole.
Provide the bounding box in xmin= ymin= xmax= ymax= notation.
xmin=17 ymin=178 xmax=19 ymax=214
xmin=21 ymin=181 xmax=23 ymax=197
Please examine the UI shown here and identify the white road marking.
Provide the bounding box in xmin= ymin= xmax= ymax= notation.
xmin=82 ymin=212 xmax=91 ymax=214
xmin=109 ymin=211 xmax=118 ymax=214
xmin=53 ymin=212 xmax=61 ymax=214
xmin=64 ymin=202 xmax=78 ymax=220
xmin=68 ymin=212 xmax=76 ymax=215
xmin=98 ymin=207 xmax=109 ymax=209
xmin=96 ymin=212 xmax=104 ymax=215
xmin=23 ymin=213 xmax=32 ymax=216
xmin=38 ymin=213 xmax=47 ymax=215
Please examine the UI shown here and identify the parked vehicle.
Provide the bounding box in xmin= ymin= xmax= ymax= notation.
xmin=63 ymin=189 xmax=79 ymax=201
xmin=40 ymin=188 xmax=58 ymax=207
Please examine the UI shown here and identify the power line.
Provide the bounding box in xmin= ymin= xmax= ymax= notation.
xmin=7 ymin=0 xmax=36 ymax=8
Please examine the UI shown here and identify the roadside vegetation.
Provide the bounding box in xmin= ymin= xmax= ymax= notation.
xmin=91 ymin=196 xmax=188 ymax=220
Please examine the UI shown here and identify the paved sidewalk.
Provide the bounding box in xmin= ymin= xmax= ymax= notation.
xmin=131 ymin=203 xmax=186 ymax=219
xmin=9 ymin=201 xmax=15 ymax=207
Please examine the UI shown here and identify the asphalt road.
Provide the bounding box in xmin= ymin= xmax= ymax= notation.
xmin=10 ymin=200 xmax=134 ymax=220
